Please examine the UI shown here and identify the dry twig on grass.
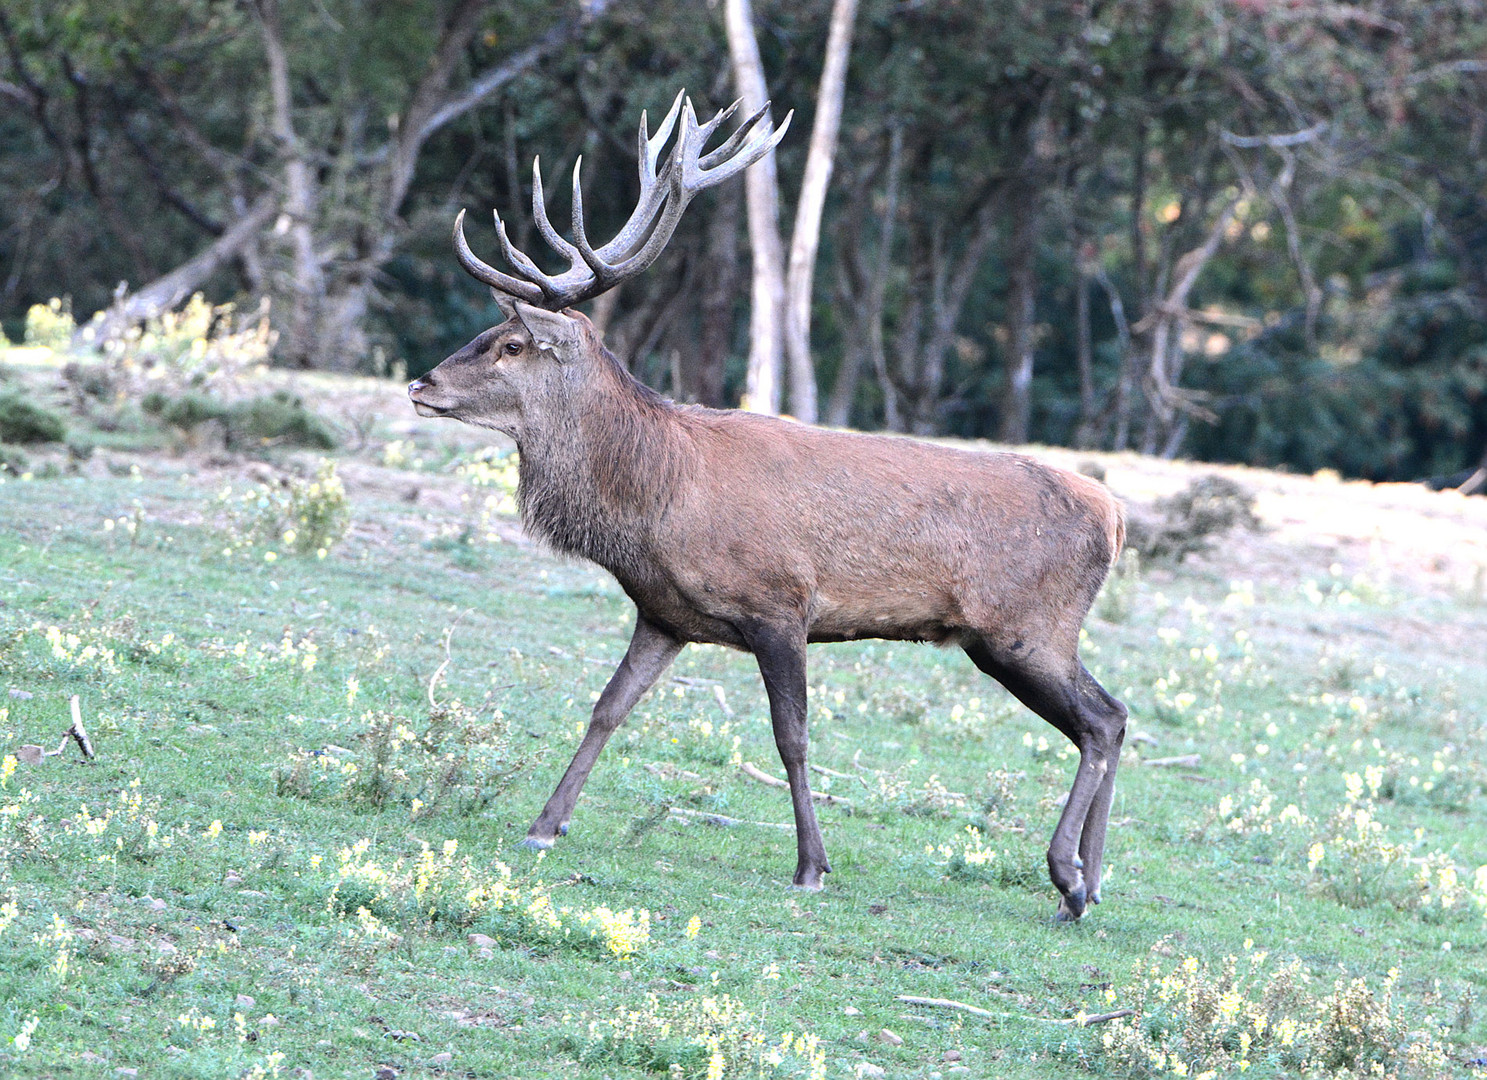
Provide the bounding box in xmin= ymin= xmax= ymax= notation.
xmin=896 ymin=995 xmax=1133 ymax=1026
xmin=739 ymin=761 xmax=853 ymax=806
xmin=427 ymin=609 xmax=472 ymax=709
xmin=67 ymin=695 xmax=95 ymax=759
xmin=667 ymin=806 xmax=793 ymax=830
xmin=1142 ymin=753 xmax=1201 ymax=767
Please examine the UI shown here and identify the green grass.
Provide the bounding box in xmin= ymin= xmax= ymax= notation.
xmin=1 ymin=434 xmax=1485 ymax=1078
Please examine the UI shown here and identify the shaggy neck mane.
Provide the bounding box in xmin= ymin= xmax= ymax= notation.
xmin=514 ymin=340 xmax=694 ymax=575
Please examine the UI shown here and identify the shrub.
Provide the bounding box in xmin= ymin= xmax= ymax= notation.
xmin=1126 ymin=474 xmax=1262 ymax=562
xmin=93 ymin=293 xmax=273 ymax=391
xmin=0 ymin=394 xmax=66 ymax=444
xmin=227 ymin=390 xmax=336 ymax=450
xmin=23 ymin=298 xmax=74 ymax=350
xmin=276 ymin=697 xmax=536 ymax=817
xmin=217 ymin=459 xmax=350 ymax=558
xmin=161 ymin=392 xmax=229 ymax=431
xmin=1093 ymin=945 xmax=1451 ymax=1079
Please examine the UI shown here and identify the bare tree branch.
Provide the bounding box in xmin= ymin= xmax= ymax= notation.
xmin=77 ymin=194 xmax=279 ymax=344
xmin=413 ymin=3 xmax=616 ymax=149
xmin=1220 ymin=122 xmax=1327 ymax=149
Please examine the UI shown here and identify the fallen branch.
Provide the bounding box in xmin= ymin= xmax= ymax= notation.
xmin=809 ymin=762 xmax=856 ymax=780
xmin=740 ymin=761 xmax=852 ymax=806
xmin=67 ymin=695 xmax=94 ymax=759
xmin=896 ymin=996 xmax=1133 ymax=1027
xmin=12 ymin=697 xmax=96 ymax=766
xmin=1142 ymin=754 xmax=1201 ymax=768
xmin=427 ymin=610 xmax=472 ymax=709
xmin=668 ymin=806 xmax=792 ymax=830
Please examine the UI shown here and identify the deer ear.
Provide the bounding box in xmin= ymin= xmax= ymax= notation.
xmin=513 ymin=301 xmax=581 ymax=357
xmin=490 ymin=289 xmax=521 ymax=321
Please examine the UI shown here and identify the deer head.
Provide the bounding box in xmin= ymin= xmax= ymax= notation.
xmin=408 ymin=93 xmax=790 ymax=437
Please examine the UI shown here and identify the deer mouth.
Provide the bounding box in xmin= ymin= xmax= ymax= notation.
xmin=408 ymin=380 xmax=454 ymax=417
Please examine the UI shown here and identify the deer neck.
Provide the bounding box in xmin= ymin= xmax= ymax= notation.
xmin=513 ymin=360 xmax=691 ymax=574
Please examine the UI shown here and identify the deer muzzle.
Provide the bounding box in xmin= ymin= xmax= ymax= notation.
xmin=407 ymin=378 xmax=449 ymax=417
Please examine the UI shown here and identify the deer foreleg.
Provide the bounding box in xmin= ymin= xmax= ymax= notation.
xmin=523 ymin=613 xmax=683 ymax=848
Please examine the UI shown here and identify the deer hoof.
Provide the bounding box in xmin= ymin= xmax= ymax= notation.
xmin=790 ymin=865 xmax=830 ymax=891
xmin=519 ymin=835 xmax=556 ymax=851
xmin=1054 ymin=885 xmax=1088 ymax=922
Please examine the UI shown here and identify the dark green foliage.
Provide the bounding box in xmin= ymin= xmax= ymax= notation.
xmin=0 ymin=393 xmax=66 ymax=444
xmin=226 ymin=391 xmax=336 ymax=450
xmin=144 ymin=391 xmax=229 ymax=431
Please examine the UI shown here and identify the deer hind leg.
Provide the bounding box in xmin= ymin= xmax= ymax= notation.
xmin=522 ymin=613 xmax=683 ymax=849
xmin=964 ymin=641 xmax=1127 ymax=921
xmin=1072 ymin=665 xmax=1127 ymax=906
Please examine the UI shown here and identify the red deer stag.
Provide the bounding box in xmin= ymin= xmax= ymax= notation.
xmin=409 ymin=94 xmax=1128 ymax=920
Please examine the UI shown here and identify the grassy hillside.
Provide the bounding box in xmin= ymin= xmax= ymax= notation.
xmin=1 ymin=340 xmax=1485 ymax=1079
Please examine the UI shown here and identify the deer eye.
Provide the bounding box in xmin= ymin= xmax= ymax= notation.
xmin=503 ymin=341 xmax=523 ymax=356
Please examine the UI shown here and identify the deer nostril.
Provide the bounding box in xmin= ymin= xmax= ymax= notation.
xmin=408 ymin=379 xmax=429 ymax=397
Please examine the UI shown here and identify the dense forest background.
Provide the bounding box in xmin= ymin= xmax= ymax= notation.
xmin=2 ymin=0 xmax=1484 ymax=483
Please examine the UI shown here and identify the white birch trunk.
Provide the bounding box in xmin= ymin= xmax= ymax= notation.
xmin=782 ymin=0 xmax=858 ymax=424
xmin=725 ymin=0 xmax=785 ymax=415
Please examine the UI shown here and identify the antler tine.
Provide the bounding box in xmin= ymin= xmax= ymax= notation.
xmin=640 ymin=90 xmax=685 ymax=181
xmin=566 ymin=96 xmax=791 ymax=297
xmin=683 ymin=99 xmax=793 ymax=192
xmin=452 ymin=209 xmax=543 ymax=304
xmin=570 ymin=157 xmax=623 ymax=292
xmin=530 ymin=157 xmax=584 ymax=271
xmin=692 ymin=97 xmax=741 ymax=147
xmin=591 ymin=93 xmax=684 ymax=268
xmin=491 ymin=207 xmax=564 ymax=295
xmin=698 ymin=101 xmax=768 ymax=170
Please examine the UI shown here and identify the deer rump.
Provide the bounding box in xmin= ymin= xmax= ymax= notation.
xmin=410 ymin=93 xmax=1131 ymax=920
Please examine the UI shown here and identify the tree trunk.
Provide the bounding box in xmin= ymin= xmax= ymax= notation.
xmin=725 ymin=0 xmax=786 ymax=416
xmin=998 ymin=181 xmax=1040 ymax=444
xmin=901 ymin=203 xmax=998 ymax=435
xmin=254 ymin=0 xmax=324 ymax=368
xmin=1073 ymin=240 xmax=1096 ymax=448
xmin=782 ymin=0 xmax=857 ymax=424
xmin=1137 ymin=194 xmax=1240 ymax=455
xmin=691 ymin=184 xmax=743 ymax=407
xmin=825 ymin=122 xmax=902 ymax=429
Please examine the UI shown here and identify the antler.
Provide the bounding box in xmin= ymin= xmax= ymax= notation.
xmin=453 ymin=93 xmax=792 ymax=310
